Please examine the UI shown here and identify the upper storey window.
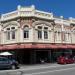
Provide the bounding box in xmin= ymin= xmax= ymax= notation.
xmin=6 ymin=28 xmax=10 ymax=40
xmin=38 ymin=26 xmax=42 ymax=39
xmin=37 ymin=26 xmax=48 ymax=40
xmin=11 ymin=27 xmax=15 ymax=39
xmin=44 ymin=27 xmax=48 ymax=39
xmin=64 ymin=33 xmax=70 ymax=41
xmin=6 ymin=27 xmax=15 ymax=40
xmin=23 ymin=26 xmax=29 ymax=39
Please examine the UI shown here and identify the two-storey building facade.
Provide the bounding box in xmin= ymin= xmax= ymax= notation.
xmin=0 ymin=5 xmax=75 ymax=64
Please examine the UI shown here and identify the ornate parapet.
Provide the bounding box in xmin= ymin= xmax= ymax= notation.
xmin=34 ymin=10 xmax=53 ymax=19
xmin=69 ymin=17 xmax=75 ymax=24
xmin=1 ymin=5 xmax=53 ymax=21
xmin=54 ymin=16 xmax=70 ymax=26
xmin=1 ymin=11 xmax=19 ymax=21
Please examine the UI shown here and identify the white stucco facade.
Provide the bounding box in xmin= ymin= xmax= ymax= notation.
xmin=0 ymin=5 xmax=75 ymax=45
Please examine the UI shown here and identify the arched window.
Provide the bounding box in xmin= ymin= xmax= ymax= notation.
xmin=37 ymin=26 xmax=42 ymax=39
xmin=23 ymin=26 xmax=29 ymax=39
xmin=6 ymin=28 xmax=10 ymax=40
xmin=11 ymin=27 xmax=15 ymax=39
xmin=44 ymin=27 xmax=48 ymax=39
xmin=6 ymin=27 xmax=15 ymax=40
xmin=55 ymin=31 xmax=61 ymax=41
xmin=37 ymin=26 xmax=48 ymax=40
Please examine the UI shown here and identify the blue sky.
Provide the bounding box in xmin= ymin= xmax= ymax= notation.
xmin=0 ymin=0 xmax=75 ymax=18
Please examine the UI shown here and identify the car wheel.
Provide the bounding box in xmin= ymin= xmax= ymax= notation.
xmin=11 ymin=65 xmax=16 ymax=70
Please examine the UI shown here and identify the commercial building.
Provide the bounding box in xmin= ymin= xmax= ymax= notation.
xmin=0 ymin=5 xmax=75 ymax=64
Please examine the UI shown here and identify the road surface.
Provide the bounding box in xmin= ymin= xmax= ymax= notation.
xmin=0 ymin=63 xmax=75 ymax=75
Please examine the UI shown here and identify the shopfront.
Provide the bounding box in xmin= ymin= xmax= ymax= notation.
xmin=0 ymin=43 xmax=75 ymax=64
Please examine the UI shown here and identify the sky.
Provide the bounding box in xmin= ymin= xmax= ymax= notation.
xmin=0 ymin=0 xmax=75 ymax=19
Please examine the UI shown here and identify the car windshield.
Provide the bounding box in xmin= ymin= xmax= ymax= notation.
xmin=0 ymin=57 xmax=8 ymax=61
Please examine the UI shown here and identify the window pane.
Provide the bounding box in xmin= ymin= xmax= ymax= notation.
xmin=6 ymin=28 xmax=10 ymax=40
xmin=44 ymin=31 xmax=48 ymax=39
xmin=7 ymin=32 xmax=10 ymax=40
xmin=38 ymin=26 xmax=42 ymax=29
xmin=44 ymin=27 xmax=48 ymax=30
xmin=2 ymin=58 xmax=8 ymax=61
xmin=24 ymin=26 xmax=29 ymax=30
xmin=23 ymin=26 xmax=29 ymax=39
xmin=7 ymin=28 xmax=10 ymax=30
xmin=44 ymin=27 xmax=48 ymax=39
xmin=24 ymin=30 xmax=29 ymax=38
xmin=11 ymin=27 xmax=15 ymax=30
xmin=38 ymin=26 xmax=42 ymax=39
xmin=38 ymin=30 xmax=42 ymax=39
xmin=11 ymin=31 xmax=15 ymax=39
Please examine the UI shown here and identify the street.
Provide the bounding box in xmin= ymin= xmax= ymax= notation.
xmin=0 ymin=63 xmax=75 ymax=75
xmin=23 ymin=66 xmax=75 ymax=75
xmin=36 ymin=68 xmax=75 ymax=75
xmin=20 ymin=64 xmax=75 ymax=75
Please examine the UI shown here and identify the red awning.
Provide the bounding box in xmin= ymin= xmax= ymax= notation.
xmin=0 ymin=43 xmax=75 ymax=50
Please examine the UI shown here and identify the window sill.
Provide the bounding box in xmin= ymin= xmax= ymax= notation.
xmin=38 ymin=39 xmax=43 ymax=40
xmin=44 ymin=39 xmax=49 ymax=41
xmin=6 ymin=39 xmax=15 ymax=41
xmin=23 ymin=38 xmax=29 ymax=40
xmin=55 ymin=40 xmax=61 ymax=41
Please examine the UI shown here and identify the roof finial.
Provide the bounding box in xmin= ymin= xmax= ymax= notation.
xmin=17 ymin=5 xmax=21 ymax=10
xmin=31 ymin=5 xmax=35 ymax=9
xmin=60 ymin=16 xmax=63 ymax=19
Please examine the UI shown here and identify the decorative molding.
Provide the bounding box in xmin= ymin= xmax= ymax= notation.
xmin=2 ymin=21 xmax=20 ymax=28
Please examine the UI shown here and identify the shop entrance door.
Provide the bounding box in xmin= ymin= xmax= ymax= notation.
xmin=36 ymin=51 xmax=50 ymax=63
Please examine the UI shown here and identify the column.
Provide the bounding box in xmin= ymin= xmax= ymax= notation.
xmin=48 ymin=50 xmax=52 ymax=63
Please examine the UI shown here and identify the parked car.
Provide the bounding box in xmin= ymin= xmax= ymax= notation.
xmin=57 ymin=55 xmax=75 ymax=64
xmin=0 ymin=57 xmax=19 ymax=69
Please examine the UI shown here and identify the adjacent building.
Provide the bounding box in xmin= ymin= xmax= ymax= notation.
xmin=0 ymin=5 xmax=75 ymax=64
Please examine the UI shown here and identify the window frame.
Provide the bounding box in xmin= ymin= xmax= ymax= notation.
xmin=37 ymin=26 xmax=42 ymax=39
xmin=44 ymin=27 xmax=48 ymax=39
xmin=23 ymin=26 xmax=29 ymax=39
xmin=6 ymin=27 xmax=16 ymax=40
